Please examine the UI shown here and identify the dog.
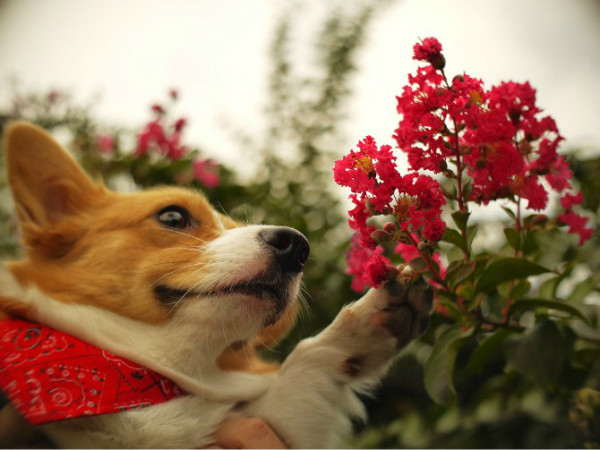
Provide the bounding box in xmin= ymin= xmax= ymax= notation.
xmin=0 ymin=121 xmax=432 ymax=448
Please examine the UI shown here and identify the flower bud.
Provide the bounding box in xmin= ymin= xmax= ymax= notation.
xmin=370 ymin=230 xmax=388 ymax=243
xmin=383 ymin=222 xmax=397 ymax=234
xmin=452 ymin=74 xmax=465 ymax=85
xmin=417 ymin=239 xmax=434 ymax=252
xmin=430 ymin=53 xmax=446 ymax=71
xmin=508 ymin=109 xmax=521 ymax=126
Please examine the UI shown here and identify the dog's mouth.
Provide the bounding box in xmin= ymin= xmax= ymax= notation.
xmin=154 ymin=276 xmax=292 ymax=315
xmin=154 ymin=279 xmax=292 ymax=326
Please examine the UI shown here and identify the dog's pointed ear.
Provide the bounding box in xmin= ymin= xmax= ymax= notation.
xmin=4 ymin=121 xmax=105 ymax=228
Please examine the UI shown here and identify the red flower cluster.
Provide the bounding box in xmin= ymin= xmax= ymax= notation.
xmin=394 ymin=36 xmax=592 ymax=245
xmin=96 ymin=134 xmax=115 ymax=154
xmin=333 ymin=136 xmax=446 ymax=290
xmin=133 ymin=92 xmax=221 ymax=189
xmin=335 ymin=37 xmax=593 ymax=292
xmin=558 ymin=191 xmax=593 ymax=245
xmin=136 ymin=117 xmax=188 ymax=160
xmin=413 ymin=37 xmax=445 ymax=70
xmin=346 ymin=233 xmax=392 ymax=292
xmin=192 ymin=159 xmax=220 ymax=188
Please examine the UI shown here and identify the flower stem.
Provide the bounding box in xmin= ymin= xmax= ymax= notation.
xmin=405 ymin=233 xmax=447 ymax=288
xmin=515 ymin=196 xmax=523 ymax=258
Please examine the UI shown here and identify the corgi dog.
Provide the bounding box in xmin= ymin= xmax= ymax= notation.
xmin=0 ymin=122 xmax=432 ymax=448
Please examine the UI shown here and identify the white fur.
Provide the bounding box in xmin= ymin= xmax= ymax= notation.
xmin=1 ymin=225 xmax=423 ymax=448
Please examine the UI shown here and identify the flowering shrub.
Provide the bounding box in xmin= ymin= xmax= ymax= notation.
xmin=334 ymin=37 xmax=597 ymax=409
xmin=118 ymin=90 xmax=220 ymax=188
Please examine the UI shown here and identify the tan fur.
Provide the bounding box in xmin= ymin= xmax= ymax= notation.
xmin=1 ymin=121 xmax=294 ymax=367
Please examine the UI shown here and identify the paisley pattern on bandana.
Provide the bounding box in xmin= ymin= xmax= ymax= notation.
xmin=0 ymin=318 xmax=185 ymax=425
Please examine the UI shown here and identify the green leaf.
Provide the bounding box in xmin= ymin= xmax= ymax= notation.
xmin=522 ymin=231 xmax=539 ymax=255
xmin=466 ymin=224 xmax=478 ymax=250
xmin=503 ymin=227 xmax=521 ymax=251
xmin=501 ymin=205 xmax=517 ymax=220
xmin=446 ymin=261 xmax=476 ymax=289
xmin=424 ymin=325 xmax=472 ymax=407
xmin=456 ymin=283 xmax=476 ymax=302
xmin=465 ymin=329 xmax=513 ymax=375
xmin=475 ymin=258 xmax=550 ymax=293
xmin=441 ymin=227 xmax=465 ymax=251
xmin=509 ymin=279 xmax=531 ymax=299
xmin=538 ymin=266 xmax=575 ymax=300
xmin=567 ymin=278 xmax=599 ymax=304
xmin=451 ymin=210 xmax=470 ymax=231
xmin=507 ymin=298 xmax=591 ymax=325
xmin=504 ymin=318 xmax=565 ymax=389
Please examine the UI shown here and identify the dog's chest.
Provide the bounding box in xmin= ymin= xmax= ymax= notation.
xmin=43 ymin=395 xmax=237 ymax=448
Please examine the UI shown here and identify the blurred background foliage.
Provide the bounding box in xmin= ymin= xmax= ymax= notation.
xmin=1 ymin=2 xmax=600 ymax=448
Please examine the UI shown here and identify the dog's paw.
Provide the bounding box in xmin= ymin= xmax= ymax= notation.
xmin=331 ymin=278 xmax=433 ymax=379
xmin=377 ymin=277 xmax=434 ymax=347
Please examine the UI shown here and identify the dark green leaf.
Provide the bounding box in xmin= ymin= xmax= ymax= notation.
xmin=510 ymin=279 xmax=531 ymax=299
xmin=567 ymin=278 xmax=599 ymax=304
xmin=507 ymin=298 xmax=591 ymax=325
xmin=441 ymin=227 xmax=465 ymax=251
xmin=504 ymin=227 xmax=521 ymax=251
xmin=451 ymin=210 xmax=470 ymax=231
xmin=538 ymin=266 xmax=575 ymax=300
xmin=466 ymin=224 xmax=478 ymax=250
xmin=522 ymin=231 xmax=539 ymax=255
xmin=504 ymin=318 xmax=565 ymax=389
xmin=501 ymin=205 xmax=517 ymax=220
xmin=446 ymin=261 xmax=476 ymax=289
xmin=465 ymin=329 xmax=513 ymax=375
xmin=424 ymin=325 xmax=472 ymax=407
xmin=475 ymin=258 xmax=550 ymax=293
xmin=456 ymin=282 xmax=475 ymax=301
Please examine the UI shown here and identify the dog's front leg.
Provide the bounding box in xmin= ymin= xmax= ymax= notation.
xmin=245 ymin=279 xmax=433 ymax=448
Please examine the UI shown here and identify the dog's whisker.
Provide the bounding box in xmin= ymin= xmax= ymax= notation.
xmin=158 ymin=227 xmax=209 ymax=244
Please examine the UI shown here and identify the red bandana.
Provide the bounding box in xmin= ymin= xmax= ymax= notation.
xmin=0 ymin=318 xmax=185 ymax=425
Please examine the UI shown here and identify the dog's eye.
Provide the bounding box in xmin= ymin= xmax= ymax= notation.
xmin=156 ymin=205 xmax=191 ymax=229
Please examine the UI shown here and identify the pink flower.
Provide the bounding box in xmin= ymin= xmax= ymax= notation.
xmin=561 ymin=191 xmax=583 ymax=210
xmin=334 ymin=136 xmax=446 ymax=252
xmin=395 ymin=240 xmax=421 ymax=262
xmin=520 ymin=177 xmax=548 ymax=212
xmin=136 ymin=120 xmax=188 ymax=160
xmin=151 ymin=104 xmax=165 ymax=114
xmin=558 ymin=210 xmax=593 ymax=245
xmin=334 ymin=136 xmax=447 ymax=290
xmin=96 ymin=134 xmax=115 ymax=154
xmin=169 ymin=89 xmax=179 ymax=100
xmin=136 ymin=120 xmax=165 ymax=156
xmin=46 ymin=90 xmax=60 ymax=104
xmin=174 ymin=118 xmax=187 ymax=133
xmin=193 ymin=159 xmax=220 ymax=188
xmin=346 ymin=233 xmax=392 ymax=292
xmin=413 ymin=37 xmax=445 ymax=70
xmin=396 ymin=43 xmax=568 ymax=213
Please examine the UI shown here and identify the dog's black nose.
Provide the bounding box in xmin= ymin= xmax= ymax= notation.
xmin=259 ymin=227 xmax=310 ymax=273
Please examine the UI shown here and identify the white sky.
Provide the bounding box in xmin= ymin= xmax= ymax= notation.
xmin=0 ymin=0 xmax=599 ymax=170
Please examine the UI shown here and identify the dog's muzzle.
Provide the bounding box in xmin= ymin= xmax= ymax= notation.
xmin=258 ymin=227 xmax=310 ymax=273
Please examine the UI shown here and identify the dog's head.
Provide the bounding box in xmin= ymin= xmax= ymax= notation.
xmin=2 ymin=122 xmax=309 ymax=371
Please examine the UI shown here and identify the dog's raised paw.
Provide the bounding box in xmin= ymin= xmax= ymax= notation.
xmin=379 ymin=278 xmax=433 ymax=348
xmin=330 ymin=278 xmax=433 ymax=379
